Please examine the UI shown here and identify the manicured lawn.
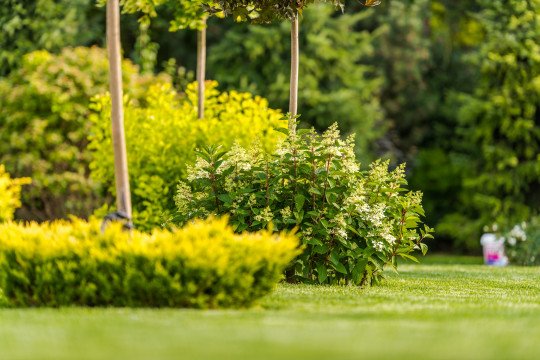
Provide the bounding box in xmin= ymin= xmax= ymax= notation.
xmin=1 ymin=258 xmax=539 ymax=360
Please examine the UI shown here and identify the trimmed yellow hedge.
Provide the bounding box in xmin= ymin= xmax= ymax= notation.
xmin=0 ymin=165 xmax=30 ymax=222
xmin=0 ymin=218 xmax=299 ymax=308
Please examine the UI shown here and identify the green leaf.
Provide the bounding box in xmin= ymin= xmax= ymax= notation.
xmin=313 ymin=244 xmax=329 ymax=255
xmin=273 ymin=127 xmax=289 ymax=136
xmin=352 ymin=259 xmax=368 ymax=285
xmin=217 ymin=194 xmax=231 ymax=203
xmin=330 ymin=251 xmax=347 ymax=274
xmin=331 ymin=260 xmax=347 ymax=275
xmin=346 ymin=225 xmax=361 ymax=237
xmin=294 ymin=194 xmax=305 ymax=212
xmin=399 ymin=253 xmax=419 ymax=263
xmin=420 ymin=243 xmax=428 ymax=256
xmin=317 ymin=263 xmax=328 ymax=283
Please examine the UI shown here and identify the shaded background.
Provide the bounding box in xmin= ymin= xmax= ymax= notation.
xmin=1 ymin=0 xmax=538 ymax=253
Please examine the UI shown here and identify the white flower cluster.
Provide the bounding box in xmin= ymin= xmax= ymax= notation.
xmin=350 ymin=200 xmax=386 ymax=228
xmin=275 ymin=139 xmax=307 ymax=163
xmin=341 ymin=135 xmax=360 ymax=174
xmin=222 ymin=143 xmax=254 ymax=173
xmin=369 ymin=160 xmax=390 ymax=181
xmin=186 ymin=158 xmax=212 ymax=181
xmin=373 ymin=240 xmax=385 ymax=252
xmin=247 ymin=194 xmax=257 ymax=207
xmin=379 ymin=223 xmax=397 ymax=245
xmin=280 ymin=206 xmax=292 ymax=219
xmin=174 ymin=182 xmax=193 ymax=214
xmin=321 ymin=123 xmax=342 ymax=158
xmin=506 ymin=224 xmax=527 ymax=246
xmin=331 ymin=213 xmax=348 ymax=239
xmin=254 ymin=206 xmax=273 ymax=223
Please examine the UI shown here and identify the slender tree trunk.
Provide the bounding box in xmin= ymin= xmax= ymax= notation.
xmin=289 ymin=14 xmax=299 ymax=133
xmin=197 ymin=17 xmax=207 ymax=119
xmin=106 ymin=0 xmax=132 ymax=222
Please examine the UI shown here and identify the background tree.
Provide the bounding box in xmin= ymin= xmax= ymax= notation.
xmin=0 ymin=0 xmax=103 ymax=76
xmin=211 ymin=0 xmax=346 ymax=131
xmin=208 ymin=3 xmax=383 ymax=161
xmin=436 ymin=0 xmax=540 ymax=248
xmin=121 ymin=0 xmax=212 ymax=119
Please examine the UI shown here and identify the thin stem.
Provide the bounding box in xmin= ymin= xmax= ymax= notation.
xmin=391 ymin=208 xmax=407 ymax=257
xmin=319 ymin=155 xmax=332 ymax=215
xmin=265 ymin=160 xmax=270 ymax=207
xmin=197 ymin=17 xmax=207 ymax=119
xmin=288 ymin=14 xmax=299 ymax=133
xmin=210 ymin=171 xmax=221 ymax=213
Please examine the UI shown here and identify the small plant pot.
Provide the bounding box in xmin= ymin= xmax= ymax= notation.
xmin=480 ymin=233 xmax=508 ymax=266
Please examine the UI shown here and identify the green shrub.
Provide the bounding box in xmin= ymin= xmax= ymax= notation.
xmin=438 ymin=0 xmax=540 ymax=249
xmin=0 ymin=0 xmax=103 ymax=76
xmin=0 ymin=217 xmax=299 ymax=308
xmin=0 ymin=165 xmax=30 ymax=222
xmin=173 ymin=123 xmax=433 ymax=286
xmin=0 ymin=47 xmax=170 ymax=221
xmin=89 ymin=81 xmax=285 ymax=230
xmin=492 ymin=218 xmax=540 ymax=266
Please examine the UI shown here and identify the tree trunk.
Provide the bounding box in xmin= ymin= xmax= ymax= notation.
xmin=106 ymin=0 xmax=132 ymax=223
xmin=197 ymin=18 xmax=207 ymax=119
xmin=288 ymin=14 xmax=299 ymax=133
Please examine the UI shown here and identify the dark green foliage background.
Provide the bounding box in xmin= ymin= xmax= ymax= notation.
xmin=1 ymin=0 xmax=538 ymax=252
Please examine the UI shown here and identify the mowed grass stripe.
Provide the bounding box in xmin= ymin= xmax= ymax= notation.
xmin=0 ymin=262 xmax=539 ymax=360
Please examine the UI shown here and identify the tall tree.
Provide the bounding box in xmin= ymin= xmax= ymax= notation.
xmin=107 ymin=0 xmax=133 ymax=222
xmin=121 ymin=0 xmax=211 ymax=118
xmin=212 ymin=1 xmax=348 ymax=132
xmin=208 ymin=3 xmax=383 ymax=161
xmin=456 ymin=0 xmax=540 ymax=226
xmin=288 ymin=14 xmax=299 ymax=131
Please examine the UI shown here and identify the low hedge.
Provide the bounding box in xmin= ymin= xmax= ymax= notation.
xmin=0 ymin=165 xmax=30 ymax=222
xmin=0 ymin=218 xmax=299 ymax=308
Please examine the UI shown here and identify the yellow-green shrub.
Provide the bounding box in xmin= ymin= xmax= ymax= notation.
xmin=0 ymin=47 xmax=170 ymax=221
xmin=0 ymin=217 xmax=299 ymax=308
xmin=89 ymin=81 xmax=285 ymax=230
xmin=0 ymin=165 xmax=30 ymax=222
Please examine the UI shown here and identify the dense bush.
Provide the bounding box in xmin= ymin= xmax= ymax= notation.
xmin=0 ymin=47 xmax=169 ymax=221
xmin=0 ymin=217 xmax=299 ymax=308
xmin=174 ymin=123 xmax=433 ymax=286
xmin=500 ymin=218 xmax=540 ymax=266
xmin=0 ymin=165 xmax=30 ymax=222
xmin=0 ymin=0 xmax=103 ymax=76
xmin=208 ymin=4 xmax=383 ymax=160
xmin=89 ymin=81 xmax=285 ymax=230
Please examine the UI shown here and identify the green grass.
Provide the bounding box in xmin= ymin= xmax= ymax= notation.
xmin=1 ymin=259 xmax=539 ymax=360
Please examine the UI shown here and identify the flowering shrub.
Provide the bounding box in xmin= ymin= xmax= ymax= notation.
xmin=494 ymin=219 xmax=540 ymax=266
xmin=0 ymin=165 xmax=30 ymax=222
xmin=0 ymin=217 xmax=299 ymax=308
xmin=89 ymin=81 xmax=285 ymax=230
xmin=174 ymin=123 xmax=433 ymax=285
